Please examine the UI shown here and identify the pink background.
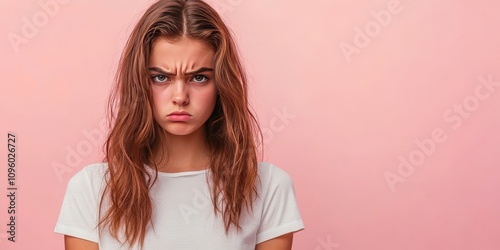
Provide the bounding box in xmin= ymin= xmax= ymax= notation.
xmin=1 ymin=0 xmax=500 ymax=249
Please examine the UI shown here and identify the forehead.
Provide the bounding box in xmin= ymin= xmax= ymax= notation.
xmin=148 ymin=36 xmax=214 ymax=68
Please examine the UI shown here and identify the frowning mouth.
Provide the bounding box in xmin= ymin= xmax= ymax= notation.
xmin=167 ymin=111 xmax=192 ymax=121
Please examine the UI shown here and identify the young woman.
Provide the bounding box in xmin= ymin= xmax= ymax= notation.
xmin=54 ymin=0 xmax=304 ymax=249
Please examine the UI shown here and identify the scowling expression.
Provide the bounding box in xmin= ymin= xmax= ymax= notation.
xmin=148 ymin=36 xmax=217 ymax=137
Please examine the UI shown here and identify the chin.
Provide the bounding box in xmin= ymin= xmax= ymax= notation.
xmin=162 ymin=128 xmax=192 ymax=136
xmin=166 ymin=131 xmax=194 ymax=136
xmin=163 ymin=126 xmax=201 ymax=137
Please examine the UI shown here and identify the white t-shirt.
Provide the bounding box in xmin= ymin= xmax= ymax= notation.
xmin=54 ymin=162 xmax=304 ymax=249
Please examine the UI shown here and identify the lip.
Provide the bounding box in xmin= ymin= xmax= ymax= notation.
xmin=167 ymin=111 xmax=192 ymax=121
xmin=168 ymin=111 xmax=191 ymax=116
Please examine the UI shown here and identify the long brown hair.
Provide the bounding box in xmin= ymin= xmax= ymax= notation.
xmin=99 ymin=0 xmax=263 ymax=248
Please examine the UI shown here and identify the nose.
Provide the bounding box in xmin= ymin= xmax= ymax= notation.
xmin=172 ymin=81 xmax=189 ymax=106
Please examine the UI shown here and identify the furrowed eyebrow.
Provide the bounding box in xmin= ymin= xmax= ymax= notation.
xmin=147 ymin=67 xmax=214 ymax=75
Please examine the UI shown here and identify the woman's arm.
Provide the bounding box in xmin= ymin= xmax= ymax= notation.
xmin=255 ymin=233 xmax=294 ymax=250
xmin=64 ymin=235 xmax=99 ymax=250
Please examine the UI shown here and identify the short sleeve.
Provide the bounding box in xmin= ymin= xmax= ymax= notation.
xmin=256 ymin=163 xmax=305 ymax=243
xmin=54 ymin=165 xmax=102 ymax=243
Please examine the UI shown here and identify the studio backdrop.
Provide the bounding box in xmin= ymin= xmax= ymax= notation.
xmin=1 ymin=0 xmax=499 ymax=249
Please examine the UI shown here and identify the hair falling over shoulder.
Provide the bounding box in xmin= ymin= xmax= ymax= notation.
xmin=98 ymin=0 xmax=263 ymax=248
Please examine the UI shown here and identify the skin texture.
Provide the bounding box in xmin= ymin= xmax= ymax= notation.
xmin=148 ymin=36 xmax=216 ymax=173
xmin=149 ymin=36 xmax=217 ymax=138
xmin=64 ymin=37 xmax=294 ymax=249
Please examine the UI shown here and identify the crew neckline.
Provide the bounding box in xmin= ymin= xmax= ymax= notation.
xmin=144 ymin=164 xmax=209 ymax=178
xmin=157 ymin=168 xmax=209 ymax=177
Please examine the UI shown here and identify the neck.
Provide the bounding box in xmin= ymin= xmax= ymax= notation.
xmin=153 ymin=127 xmax=211 ymax=173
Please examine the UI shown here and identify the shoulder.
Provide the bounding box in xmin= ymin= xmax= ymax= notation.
xmin=257 ymin=162 xmax=295 ymax=190
xmin=66 ymin=163 xmax=108 ymax=193
xmin=55 ymin=163 xmax=108 ymax=243
xmin=258 ymin=162 xmax=293 ymax=181
xmin=254 ymin=162 xmax=305 ymax=243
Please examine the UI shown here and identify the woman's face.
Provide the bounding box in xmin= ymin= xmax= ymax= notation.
xmin=148 ymin=36 xmax=217 ymax=137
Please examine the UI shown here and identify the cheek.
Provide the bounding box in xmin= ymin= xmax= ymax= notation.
xmin=151 ymin=89 xmax=166 ymax=116
xmin=198 ymin=88 xmax=217 ymax=109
